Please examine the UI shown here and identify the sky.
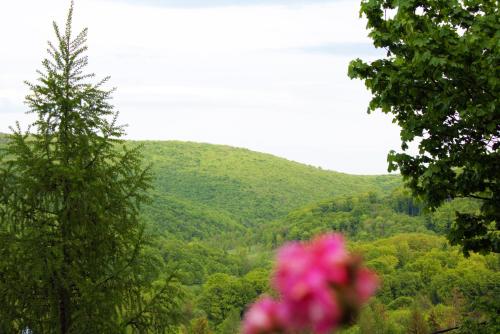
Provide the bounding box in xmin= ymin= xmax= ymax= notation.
xmin=0 ymin=0 xmax=402 ymax=175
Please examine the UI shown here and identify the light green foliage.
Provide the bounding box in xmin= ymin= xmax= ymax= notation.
xmin=351 ymin=234 xmax=499 ymax=333
xmin=0 ymin=134 xmax=402 ymax=246
xmin=244 ymin=268 xmax=272 ymax=296
xmin=358 ymin=302 xmax=400 ymax=334
xmin=157 ymin=238 xmax=252 ymax=285
xmin=349 ymin=0 xmax=499 ymax=255
xmin=182 ymin=317 xmax=213 ymax=334
xmin=406 ymin=306 xmax=429 ymax=334
xmin=165 ymin=225 xmax=498 ymax=334
xmin=367 ymin=255 xmax=399 ymax=274
xmin=430 ymin=257 xmax=500 ymax=333
xmin=137 ymin=140 xmax=401 ymax=227
xmin=3 ymin=127 xmax=497 ymax=333
xmin=143 ymin=191 xmax=246 ymax=243
xmin=387 ymin=297 xmax=413 ymax=311
xmin=258 ymin=189 xmax=429 ymax=244
xmin=217 ymin=309 xmax=242 ymax=334
xmin=198 ymin=274 xmax=256 ymax=327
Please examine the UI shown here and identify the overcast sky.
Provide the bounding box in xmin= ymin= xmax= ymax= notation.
xmin=0 ymin=0 xmax=402 ymax=174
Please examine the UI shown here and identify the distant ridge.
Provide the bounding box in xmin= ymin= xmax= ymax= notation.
xmin=136 ymin=140 xmax=401 ymax=232
xmin=0 ymin=136 xmax=401 ymax=238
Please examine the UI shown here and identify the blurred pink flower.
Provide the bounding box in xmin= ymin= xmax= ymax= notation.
xmin=243 ymin=233 xmax=378 ymax=334
xmin=355 ymin=267 xmax=379 ymax=303
xmin=242 ymin=297 xmax=288 ymax=334
xmin=274 ymin=242 xmax=313 ymax=297
xmin=283 ymin=286 xmax=341 ymax=334
xmin=310 ymin=234 xmax=348 ymax=285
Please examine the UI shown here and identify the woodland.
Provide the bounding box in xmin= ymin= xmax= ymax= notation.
xmin=0 ymin=0 xmax=498 ymax=333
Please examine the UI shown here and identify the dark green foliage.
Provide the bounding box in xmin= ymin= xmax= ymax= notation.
xmin=348 ymin=0 xmax=499 ymax=255
xmin=0 ymin=4 xmax=182 ymax=333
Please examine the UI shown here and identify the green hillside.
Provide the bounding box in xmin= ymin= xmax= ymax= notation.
xmin=143 ymin=190 xmax=246 ymax=242
xmin=0 ymin=134 xmax=400 ymax=240
xmin=1 ymin=133 xmax=497 ymax=333
xmin=253 ymin=187 xmax=482 ymax=247
xmin=138 ymin=140 xmax=401 ymax=228
xmin=255 ymin=189 xmax=430 ymax=246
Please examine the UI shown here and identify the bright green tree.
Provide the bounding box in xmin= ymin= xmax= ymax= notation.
xmin=348 ymin=0 xmax=499 ymax=255
xmin=0 ymin=2 xmax=183 ymax=333
xmin=199 ymin=274 xmax=256 ymax=327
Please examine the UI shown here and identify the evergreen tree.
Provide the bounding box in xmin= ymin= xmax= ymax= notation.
xmin=0 ymin=2 xmax=183 ymax=332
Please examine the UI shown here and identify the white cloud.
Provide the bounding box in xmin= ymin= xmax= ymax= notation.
xmin=0 ymin=0 xmax=401 ymax=174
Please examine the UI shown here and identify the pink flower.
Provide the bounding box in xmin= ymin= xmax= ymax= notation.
xmin=355 ymin=268 xmax=379 ymax=303
xmin=272 ymin=234 xmax=347 ymax=333
xmin=283 ymin=286 xmax=341 ymax=334
xmin=242 ymin=297 xmax=288 ymax=334
xmin=243 ymin=233 xmax=379 ymax=334
xmin=274 ymin=242 xmax=330 ymax=300
xmin=274 ymin=242 xmax=313 ymax=296
xmin=310 ymin=234 xmax=349 ymax=285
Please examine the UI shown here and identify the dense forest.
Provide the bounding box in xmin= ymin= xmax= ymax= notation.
xmin=138 ymin=140 xmax=400 ymax=240
xmin=104 ymin=139 xmax=500 ymax=333
xmin=137 ymin=141 xmax=499 ymax=334
xmin=1 ymin=134 xmax=499 ymax=333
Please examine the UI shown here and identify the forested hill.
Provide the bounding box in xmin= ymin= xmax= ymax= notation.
xmin=136 ymin=140 xmax=400 ymax=234
xmin=2 ymin=134 xmax=498 ymax=333
xmin=0 ymin=134 xmax=400 ymax=238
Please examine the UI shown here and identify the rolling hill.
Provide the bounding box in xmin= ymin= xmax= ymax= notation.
xmin=138 ymin=140 xmax=401 ymax=230
xmin=0 ymin=133 xmax=401 ymax=239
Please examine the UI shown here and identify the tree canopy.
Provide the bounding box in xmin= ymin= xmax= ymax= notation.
xmin=348 ymin=0 xmax=499 ymax=255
